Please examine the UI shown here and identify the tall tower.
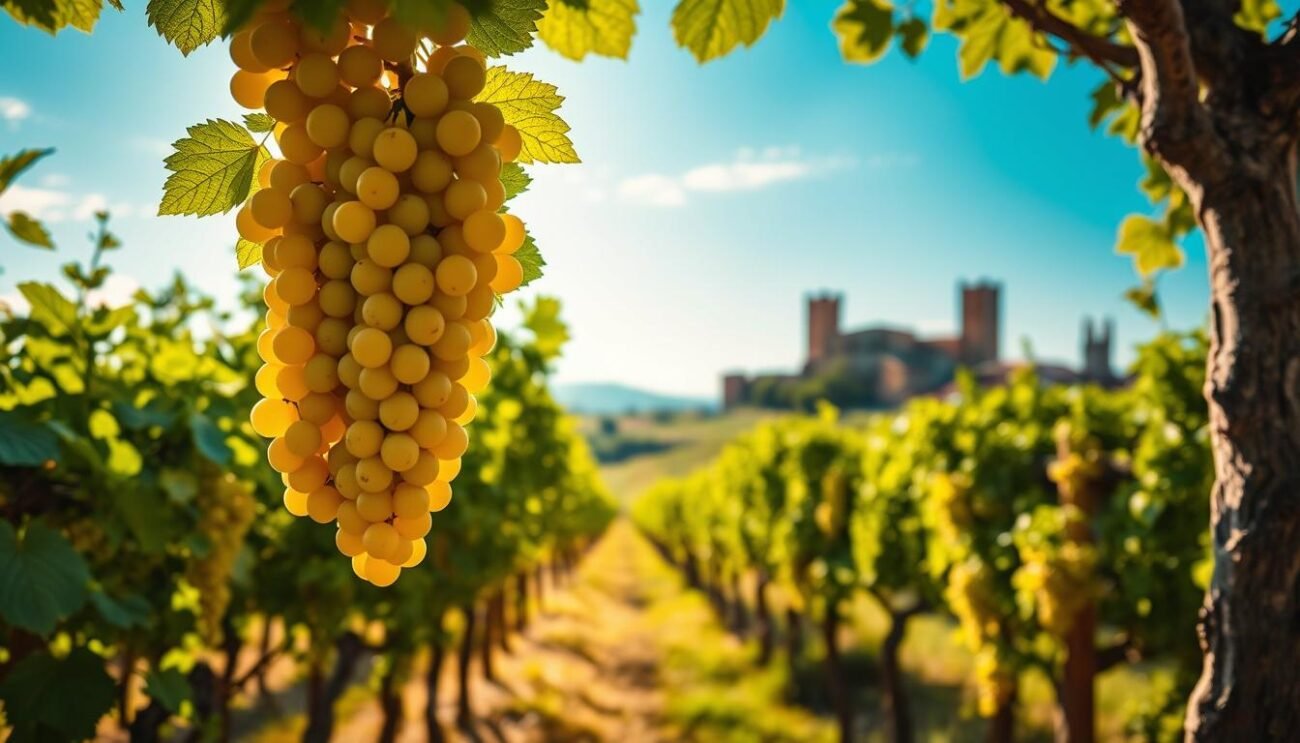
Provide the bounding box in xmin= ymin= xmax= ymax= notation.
xmin=806 ymin=293 xmax=842 ymax=367
xmin=1082 ymin=317 xmax=1115 ymax=383
xmin=959 ymin=281 xmax=1000 ymax=367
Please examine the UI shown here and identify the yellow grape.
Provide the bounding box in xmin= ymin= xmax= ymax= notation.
xmin=491 ymin=254 xmax=524 ymax=294
xmin=355 ymin=489 xmax=393 ymax=522
xmin=290 ymin=183 xmax=330 ymax=225
xmin=470 ymin=102 xmax=505 ymax=144
xmin=306 ymin=485 xmax=343 ymax=524
xmin=429 ymin=4 xmax=471 ymax=46
xmin=403 ymin=538 xmax=427 ymax=568
xmin=404 ymin=73 xmax=449 ymax=117
xmin=393 ymin=512 xmax=432 ymax=539
xmin=402 ymin=451 xmax=439 ymax=486
xmin=463 ymin=210 xmax=505 ymax=253
xmin=358 ymin=365 xmax=398 ymax=399
xmin=367 ymin=225 xmax=410 ymax=268
xmin=372 ymin=18 xmax=418 ymax=62
xmin=386 ymin=194 xmax=430 ymax=236
xmin=392 ymin=263 xmax=434 ymax=305
xmin=380 ymin=433 xmax=419 ymax=472
xmin=364 ymin=557 xmax=400 ymax=587
xmin=392 ymin=482 xmax=429 ymax=519
xmin=230 ymin=30 xmax=270 ymax=72
xmin=495 ymin=124 xmax=522 ymax=162
xmin=412 ymin=370 xmax=452 ymax=407
xmin=231 ymin=70 xmax=277 ymax=109
xmin=350 ymin=327 xmax=393 ymax=368
xmin=264 ymin=79 xmax=310 ymax=123
xmin=436 ymin=110 xmax=481 ymax=157
xmin=443 ymin=179 xmax=487 ymax=221
xmin=432 ymin=422 xmax=468 ymax=460
xmin=339 ymin=44 xmax=383 ymax=88
xmin=251 ymin=398 xmax=298 ymax=438
xmin=435 ymin=255 xmax=477 ymax=297
xmin=332 ymin=201 xmax=377 ymax=243
xmin=356 ymin=166 xmax=399 ymax=210
xmin=250 ymin=17 xmax=299 ymax=69
xmin=336 ymin=529 xmax=366 ymax=557
xmin=442 ymin=55 xmax=485 ymax=100
xmin=349 ymin=117 xmax=386 ymax=158
xmin=288 ymin=457 xmax=329 ymax=493
xmin=283 ymin=487 xmax=310 ymax=516
xmin=408 ymin=409 xmax=447 ymax=449
xmin=278 ymin=123 xmax=324 ymax=165
xmin=428 ymin=481 xmax=453 ymax=512
xmin=355 ymin=456 xmax=394 ymax=492
xmin=453 ymin=145 xmax=500 ymax=183
xmin=319 ymin=241 xmax=355 ymax=279
xmin=411 ymin=151 xmax=453 ymax=194
xmin=346 ymin=419 xmax=384 ymax=458
xmin=373 ymin=128 xmax=418 ymax=173
xmin=404 ymin=305 xmax=445 ymax=346
xmin=305 ymin=104 xmax=350 ymax=149
xmin=349 ymin=86 xmax=393 ymax=121
xmin=409 ymin=234 xmax=443 ymax=266
xmin=268 ymin=436 xmax=306 ymax=473
xmin=498 ymin=213 xmax=525 ymax=254
xmin=294 ymin=53 xmax=340 ymax=98
xmin=389 ymin=344 xmax=431 ymax=385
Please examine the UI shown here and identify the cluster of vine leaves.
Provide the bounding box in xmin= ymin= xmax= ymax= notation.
xmin=636 ymin=334 xmax=1211 ymax=733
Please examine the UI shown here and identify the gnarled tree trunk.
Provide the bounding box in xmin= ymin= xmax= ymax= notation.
xmin=821 ymin=605 xmax=853 ymax=743
xmin=754 ymin=571 xmax=774 ymax=665
xmin=456 ymin=603 xmax=475 ymax=728
xmin=377 ymin=659 xmax=403 ymax=743
xmin=303 ymin=632 xmax=365 ymax=743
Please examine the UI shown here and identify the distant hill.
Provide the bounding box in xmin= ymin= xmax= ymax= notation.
xmin=553 ymin=383 xmax=717 ymax=415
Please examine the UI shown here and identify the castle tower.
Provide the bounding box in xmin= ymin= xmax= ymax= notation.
xmin=722 ymin=373 xmax=749 ymax=410
xmin=959 ymin=281 xmax=1000 ymax=366
xmin=807 ymin=293 xmax=842 ymax=367
xmin=1082 ymin=317 xmax=1115 ymax=383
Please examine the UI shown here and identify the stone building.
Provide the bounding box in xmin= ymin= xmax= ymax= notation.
xmin=722 ymin=281 xmax=1116 ymax=409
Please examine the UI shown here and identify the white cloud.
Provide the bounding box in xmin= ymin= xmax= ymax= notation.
xmin=0 ymin=96 xmax=30 ymax=126
xmin=38 ymin=173 xmax=71 ymax=188
xmin=616 ymin=147 xmax=864 ymax=208
xmin=0 ymin=185 xmax=142 ymax=222
xmin=85 ymin=274 xmax=140 ymax=309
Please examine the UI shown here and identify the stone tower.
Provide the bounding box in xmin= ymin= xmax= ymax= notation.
xmin=1082 ymin=317 xmax=1115 ymax=383
xmin=807 ymin=293 xmax=842 ymax=367
xmin=959 ymin=281 xmax=1000 ymax=367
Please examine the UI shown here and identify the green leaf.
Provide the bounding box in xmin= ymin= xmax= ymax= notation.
xmin=0 ymin=148 xmax=54 ymax=195
xmin=236 ymin=237 xmax=263 ymax=269
xmin=933 ymin=0 xmax=1054 ymax=80
xmin=0 ymin=520 xmax=90 ymax=635
xmin=243 ymin=112 xmax=276 ymax=133
xmin=522 ymin=295 xmax=568 ymax=360
xmin=0 ymin=648 xmax=114 ymax=742
xmin=896 ymin=16 xmax=927 ymax=58
xmin=145 ymin=668 xmax=192 ymax=714
xmin=500 ymin=162 xmax=532 ymax=202
xmin=1116 ymin=214 xmax=1184 ymax=278
xmin=146 ymin=0 xmax=223 ymax=55
xmin=0 ymin=411 xmax=60 ymax=466
xmin=1234 ymin=0 xmax=1281 ymax=33
xmin=191 ymin=412 xmax=233 ymax=466
xmin=159 ymin=119 xmax=269 ymax=217
xmin=5 ymin=211 xmax=53 ymax=248
xmin=671 ymin=0 xmax=784 ymax=62
xmin=515 ymin=232 xmax=545 ymax=287
xmin=537 ymin=0 xmax=638 ymax=61
xmin=478 ymin=68 xmax=579 ymax=164
xmin=160 ymin=468 xmax=200 ymax=504
xmin=88 ymin=590 xmax=152 ymax=628
xmin=833 ymin=0 xmax=893 ymax=64
xmin=18 ymin=281 xmax=77 ymax=335
xmin=1 ymin=0 xmax=104 ymax=34
xmin=1124 ymin=283 xmax=1161 ymax=320
xmin=292 ymin=0 xmax=348 ymax=32
xmin=466 ymin=0 xmax=546 ymax=57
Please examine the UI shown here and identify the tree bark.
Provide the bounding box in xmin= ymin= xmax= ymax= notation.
xmin=986 ymin=681 xmax=1017 ymax=743
xmin=1183 ymin=157 xmax=1300 ymax=739
xmin=303 ymin=632 xmax=364 ymax=743
xmin=755 ymin=572 xmax=774 ymax=666
xmin=1054 ymin=430 xmax=1099 ymax=743
xmin=880 ymin=606 xmax=924 ymax=743
xmin=456 ymin=603 xmax=475 ymax=728
xmin=515 ymin=571 xmax=530 ymax=633
xmin=821 ymin=606 xmax=854 ymax=743
xmin=729 ymin=570 xmax=749 ymax=634
xmin=425 ymin=622 xmax=447 ymax=743
xmin=785 ymin=606 xmax=805 ymax=697
xmin=479 ymin=600 xmax=495 ymax=683
xmin=377 ymin=659 xmax=403 ymax=743
xmin=494 ymin=590 xmax=511 ymax=653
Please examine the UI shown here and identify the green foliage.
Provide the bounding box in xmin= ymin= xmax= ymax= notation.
xmin=671 ymin=0 xmax=784 ymax=62
xmin=6 ymin=212 xmax=54 ymax=248
xmin=145 ymin=0 xmax=224 ymax=55
xmin=235 ymin=237 xmax=263 ymax=270
xmin=0 ymin=520 xmax=90 ymax=634
xmin=833 ymin=0 xmax=893 ymax=63
xmin=514 ymin=232 xmax=545 ymax=287
xmin=0 ymin=148 xmax=54 ymax=195
xmin=500 ymin=161 xmax=532 ymax=201
xmin=536 ymin=0 xmax=639 ymax=60
xmin=466 ymin=0 xmax=547 ymax=57
xmin=242 ymin=112 xmax=276 ymax=133
xmin=0 ymin=648 xmax=115 ymax=742
xmin=159 ymin=119 xmax=269 ymax=217
xmin=932 ymin=0 xmax=1056 ymax=79
xmin=144 ymin=667 xmax=193 ymax=713
xmin=1116 ymin=214 xmax=1184 ymax=278
xmin=0 ymin=0 xmax=112 ymax=34
xmin=478 ymin=68 xmax=580 ymax=164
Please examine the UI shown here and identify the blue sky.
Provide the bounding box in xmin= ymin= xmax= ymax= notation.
xmin=0 ymin=2 xmax=1210 ymax=398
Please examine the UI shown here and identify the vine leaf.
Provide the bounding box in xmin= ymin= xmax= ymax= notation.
xmin=159 ymin=119 xmax=269 ymax=217
xmin=671 ymin=0 xmax=784 ymax=62
xmin=0 ymin=0 xmax=106 ymax=34
xmin=0 ymin=148 xmax=54 ymax=195
xmin=243 ymin=112 xmax=275 ymax=133
xmin=5 ymin=212 xmax=53 ymax=248
xmin=834 ymin=0 xmax=893 ymax=63
xmin=478 ymin=68 xmax=579 ymax=164
xmin=145 ymin=0 xmax=223 ymax=55
xmin=500 ymin=163 xmax=532 ymax=202
xmin=466 ymin=0 xmax=546 ymax=57
xmin=516 ymin=233 xmax=545 ymax=287
xmin=236 ymin=237 xmax=263 ymax=269
xmin=0 ymin=410 xmax=60 ymax=466
xmin=0 ymin=648 xmax=115 ymax=742
xmin=0 ymin=520 xmax=91 ymax=635
xmin=537 ymin=0 xmax=638 ymax=61
xmin=145 ymin=668 xmax=192 ymax=714
xmin=1116 ymin=215 xmax=1184 ymax=278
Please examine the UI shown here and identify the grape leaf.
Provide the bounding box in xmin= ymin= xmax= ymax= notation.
xmin=671 ymin=0 xmax=784 ymax=63
xmin=243 ymin=112 xmax=276 ymax=133
xmin=0 ymin=520 xmax=90 ymax=635
xmin=191 ymin=412 xmax=233 ymax=466
xmin=1116 ymin=215 xmax=1184 ymax=278
xmin=1 ymin=0 xmax=104 ymax=34
xmin=0 ymin=411 xmax=60 ymax=466
xmin=1124 ymin=283 xmax=1161 ymax=320
xmin=145 ymin=668 xmax=192 ymax=714
xmin=932 ymin=0 xmax=1055 ymax=80
xmin=0 ymin=148 xmax=54 ymax=195
xmin=466 ymin=0 xmax=546 ymax=57
xmin=516 ymin=233 xmax=545 ymax=287
xmin=5 ymin=211 xmax=53 ymax=248
xmin=19 ymin=281 xmax=77 ymax=335
xmin=236 ymin=237 xmax=263 ymax=269
xmin=89 ymin=590 xmax=152 ymax=628
xmin=500 ymin=163 xmax=532 ymax=202
xmin=159 ymin=119 xmax=269 ymax=217
xmin=537 ymin=0 xmax=638 ymax=61
xmin=478 ymin=68 xmax=579 ymax=164
xmin=896 ymin=16 xmax=927 ymax=57
xmin=0 ymin=648 xmax=115 ymax=742
xmin=833 ymin=0 xmax=893 ymax=64
xmin=146 ymin=0 xmax=223 ymax=55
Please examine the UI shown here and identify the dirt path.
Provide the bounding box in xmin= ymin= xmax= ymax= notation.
xmin=331 ymin=520 xmax=672 ymax=743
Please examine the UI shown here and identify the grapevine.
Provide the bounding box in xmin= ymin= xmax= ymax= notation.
xmin=232 ymin=1 xmax=529 ymax=585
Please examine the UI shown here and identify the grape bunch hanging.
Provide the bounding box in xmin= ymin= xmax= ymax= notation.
xmin=235 ymin=0 xmax=527 ymax=586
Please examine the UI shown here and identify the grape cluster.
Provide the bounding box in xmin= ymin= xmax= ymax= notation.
xmin=234 ymin=0 xmax=527 ymax=586
xmin=188 ymin=464 xmax=256 ymax=641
